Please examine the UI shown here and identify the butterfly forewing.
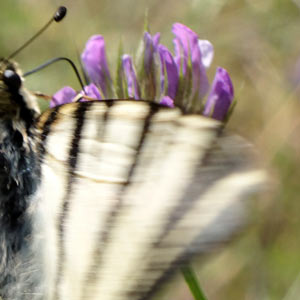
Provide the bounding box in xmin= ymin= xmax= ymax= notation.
xmin=35 ymin=100 xmax=265 ymax=300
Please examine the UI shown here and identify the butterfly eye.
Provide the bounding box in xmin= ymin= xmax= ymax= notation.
xmin=3 ymin=69 xmax=22 ymax=91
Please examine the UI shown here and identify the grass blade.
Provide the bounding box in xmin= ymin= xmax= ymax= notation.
xmin=181 ymin=265 xmax=208 ymax=300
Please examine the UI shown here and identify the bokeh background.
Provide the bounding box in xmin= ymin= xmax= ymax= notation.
xmin=1 ymin=0 xmax=300 ymax=299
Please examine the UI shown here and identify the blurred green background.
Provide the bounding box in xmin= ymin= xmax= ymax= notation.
xmin=1 ymin=0 xmax=300 ymax=299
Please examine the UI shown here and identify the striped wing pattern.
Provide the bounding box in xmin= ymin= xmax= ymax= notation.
xmin=36 ymin=100 xmax=265 ymax=300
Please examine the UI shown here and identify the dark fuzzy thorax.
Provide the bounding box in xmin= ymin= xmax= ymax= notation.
xmin=0 ymin=78 xmax=42 ymax=299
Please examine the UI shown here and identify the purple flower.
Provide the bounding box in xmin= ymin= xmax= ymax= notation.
xmin=172 ymin=23 xmax=209 ymax=99
xmin=81 ymin=35 xmax=112 ymax=97
xmin=122 ymin=54 xmax=140 ymax=99
xmin=51 ymin=23 xmax=234 ymax=123
xmin=160 ymin=96 xmax=174 ymax=108
xmin=158 ymin=44 xmax=179 ymax=99
xmin=203 ymin=67 xmax=234 ymax=121
xmin=50 ymin=86 xmax=76 ymax=108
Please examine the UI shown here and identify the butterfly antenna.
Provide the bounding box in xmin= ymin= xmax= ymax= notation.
xmin=24 ymin=57 xmax=86 ymax=93
xmin=7 ymin=6 xmax=67 ymax=60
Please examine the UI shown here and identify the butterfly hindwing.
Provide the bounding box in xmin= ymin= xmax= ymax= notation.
xmin=35 ymin=100 xmax=264 ymax=300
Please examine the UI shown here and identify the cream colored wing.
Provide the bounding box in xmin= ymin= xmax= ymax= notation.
xmin=36 ymin=100 xmax=265 ymax=300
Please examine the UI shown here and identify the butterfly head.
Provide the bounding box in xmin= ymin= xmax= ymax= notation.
xmin=0 ymin=58 xmax=21 ymax=87
xmin=0 ymin=58 xmax=39 ymax=122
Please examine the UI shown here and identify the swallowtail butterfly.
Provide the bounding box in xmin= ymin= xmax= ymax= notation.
xmin=0 ymin=7 xmax=265 ymax=300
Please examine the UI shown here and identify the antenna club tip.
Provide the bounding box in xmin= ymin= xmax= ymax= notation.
xmin=54 ymin=6 xmax=67 ymax=22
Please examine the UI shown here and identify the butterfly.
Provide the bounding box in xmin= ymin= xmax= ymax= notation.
xmin=0 ymin=57 xmax=266 ymax=300
xmin=0 ymin=7 xmax=265 ymax=300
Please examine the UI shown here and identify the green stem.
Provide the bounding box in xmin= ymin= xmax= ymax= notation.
xmin=181 ymin=265 xmax=208 ymax=300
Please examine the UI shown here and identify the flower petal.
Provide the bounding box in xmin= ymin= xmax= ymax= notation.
xmin=51 ymin=86 xmax=77 ymax=108
xmin=81 ymin=83 xmax=102 ymax=100
xmin=203 ymin=67 xmax=234 ymax=121
xmin=160 ymin=96 xmax=174 ymax=107
xmin=158 ymin=44 xmax=179 ymax=99
xmin=81 ymin=35 xmax=112 ymax=97
xmin=172 ymin=23 xmax=209 ymax=99
xmin=172 ymin=37 xmax=182 ymax=74
xmin=122 ymin=54 xmax=140 ymax=99
xmin=191 ymin=45 xmax=210 ymax=99
xmin=172 ymin=23 xmax=198 ymax=75
xmin=198 ymin=39 xmax=214 ymax=69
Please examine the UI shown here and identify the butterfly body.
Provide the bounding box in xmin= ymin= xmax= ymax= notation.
xmin=0 ymin=59 xmax=265 ymax=300
xmin=0 ymin=59 xmax=42 ymax=300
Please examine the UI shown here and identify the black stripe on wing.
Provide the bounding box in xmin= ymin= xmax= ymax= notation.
xmin=53 ymin=102 xmax=94 ymax=300
xmin=37 ymin=106 xmax=60 ymax=161
xmin=78 ymin=99 xmax=118 ymax=295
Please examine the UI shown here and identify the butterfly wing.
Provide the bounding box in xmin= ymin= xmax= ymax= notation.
xmin=36 ymin=100 xmax=265 ymax=300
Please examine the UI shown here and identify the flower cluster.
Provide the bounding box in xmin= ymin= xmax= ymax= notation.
xmin=51 ymin=23 xmax=234 ymax=121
